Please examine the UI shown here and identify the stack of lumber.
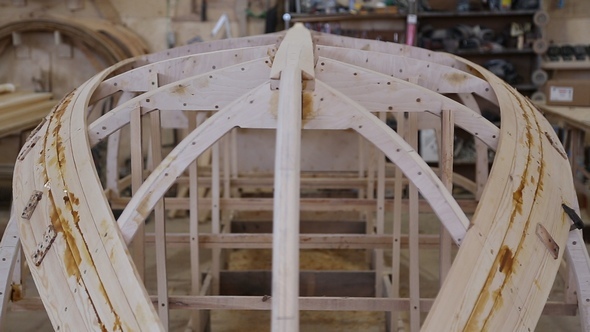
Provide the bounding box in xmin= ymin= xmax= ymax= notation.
xmin=0 ymin=89 xmax=56 ymax=138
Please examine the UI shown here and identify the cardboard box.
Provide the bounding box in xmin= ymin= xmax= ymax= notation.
xmin=545 ymin=80 xmax=590 ymax=107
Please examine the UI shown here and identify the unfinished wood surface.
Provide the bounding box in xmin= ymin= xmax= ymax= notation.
xmin=0 ymin=212 xmax=20 ymax=330
xmin=269 ymin=24 xmax=310 ymax=331
xmin=0 ymin=17 xmax=147 ymax=98
xmin=422 ymin=59 xmax=578 ymax=331
xmin=4 ymin=23 xmax=588 ymax=332
xmin=0 ymin=91 xmax=56 ymax=138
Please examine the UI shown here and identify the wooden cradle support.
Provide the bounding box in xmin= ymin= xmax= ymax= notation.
xmin=1 ymin=23 xmax=589 ymax=332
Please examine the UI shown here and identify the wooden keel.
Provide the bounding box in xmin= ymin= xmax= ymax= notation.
xmin=269 ymin=23 xmax=311 ymax=331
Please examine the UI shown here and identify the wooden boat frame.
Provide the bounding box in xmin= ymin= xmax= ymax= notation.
xmin=2 ymin=24 xmax=590 ymax=331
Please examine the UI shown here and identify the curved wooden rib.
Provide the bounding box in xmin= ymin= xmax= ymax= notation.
xmin=314 ymin=33 xmax=470 ymax=71
xmin=14 ymin=85 xmax=163 ymax=330
xmin=315 ymin=58 xmax=499 ymax=150
xmin=423 ymin=62 xmax=576 ymax=330
xmin=316 ymin=45 xmax=498 ymax=105
xmin=6 ymin=24 xmax=587 ymax=332
xmin=90 ymin=46 xmax=274 ymax=103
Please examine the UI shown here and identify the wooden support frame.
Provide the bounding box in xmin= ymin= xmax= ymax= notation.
xmin=2 ymin=23 xmax=589 ymax=332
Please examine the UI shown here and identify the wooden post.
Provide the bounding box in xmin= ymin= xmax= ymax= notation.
xmin=375 ymin=112 xmax=386 ymax=298
xmin=358 ymin=136 xmax=366 ymax=199
xmin=211 ymin=142 xmax=221 ymax=295
xmin=106 ymin=92 xmax=135 ymax=198
xmin=187 ymin=113 xmax=203 ymax=331
xmin=439 ymin=109 xmax=454 ymax=285
xmin=0 ymin=214 xmax=20 ymax=330
xmin=150 ymin=110 xmax=169 ymax=326
xmin=130 ymin=105 xmax=145 ymax=280
xmin=457 ymin=93 xmax=487 ymax=200
xmin=407 ymin=111 xmax=420 ymax=331
xmin=390 ymin=113 xmax=404 ymax=331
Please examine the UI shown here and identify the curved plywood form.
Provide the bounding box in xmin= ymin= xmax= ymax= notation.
xmin=7 ymin=23 xmax=589 ymax=332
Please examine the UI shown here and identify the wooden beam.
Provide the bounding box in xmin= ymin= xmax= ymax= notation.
xmin=144 ymin=233 xmax=442 ymax=249
xmin=269 ymin=23 xmax=312 ymax=332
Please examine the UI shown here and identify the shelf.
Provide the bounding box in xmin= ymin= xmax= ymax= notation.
xmin=289 ymin=12 xmax=406 ymax=24
xmin=513 ymin=84 xmax=538 ymax=91
xmin=418 ymin=9 xmax=538 ymax=18
xmin=451 ymin=48 xmax=535 ymax=56
xmin=541 ymin=60 xmax=590 ymax=70
xmin=289 ymin=9 xmax=538 ymax=23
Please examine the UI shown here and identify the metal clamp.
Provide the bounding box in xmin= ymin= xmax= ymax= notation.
xmin=562 ymin=204 xmax=584 ymax=231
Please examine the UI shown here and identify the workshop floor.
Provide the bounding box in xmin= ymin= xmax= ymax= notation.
xmin=0 ymin=197 xmax=586 ymax=331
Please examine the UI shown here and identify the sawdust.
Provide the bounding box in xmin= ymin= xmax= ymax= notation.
xmin=228 ymin=249 xmax=369 ymax=271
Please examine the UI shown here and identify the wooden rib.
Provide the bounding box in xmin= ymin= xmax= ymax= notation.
xmin=13 ymin=117 xmax=91 ymax=331
xmin=90 ymin=45 xmax=274 ymax=103
xmin=138 ymin=33 xmax=282 ymax=65
xmin=314 ymin=33 xmax=469 ymax=70
xmin=87 ymin=58 xmax=271 ymax=146
xmin=315 ymin=58 xmax=499 ymax=151
xmin=115 ymin=79 xmax=470 ymax=246
xmin=67 ymin=76 xmax=163 ymax=331
xmin=317 ymin=45 xmax=498 ymax=105
xmin=116 ymin=83 xmax=271 ymax=243
xmin=422 ymin=61 xmax=577 ymax=331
